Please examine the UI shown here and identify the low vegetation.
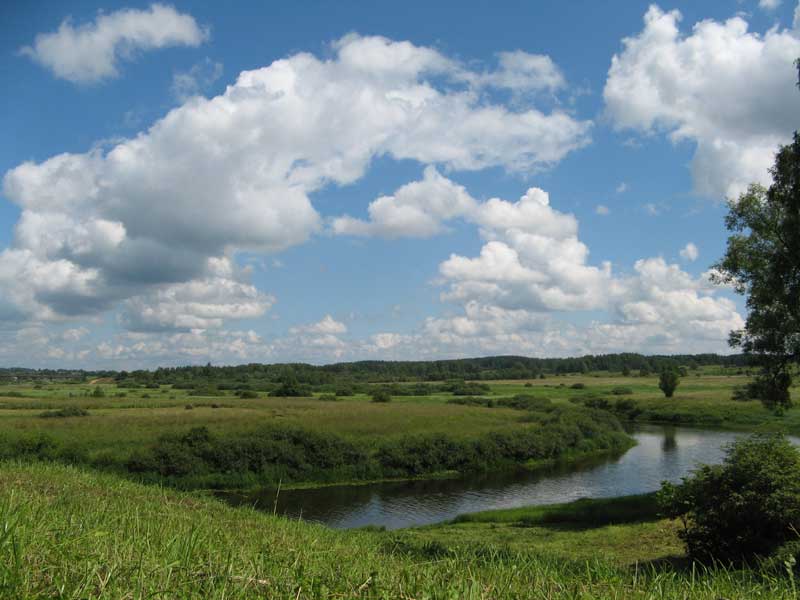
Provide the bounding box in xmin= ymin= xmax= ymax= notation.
xmin=660 ymin=433 xmax=800 ymax=565
xmin=2 ymin=462 xmax=798 ymax=599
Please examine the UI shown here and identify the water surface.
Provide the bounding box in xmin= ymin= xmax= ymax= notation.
xmin=218 ymin=426 xmax=765 ymax=530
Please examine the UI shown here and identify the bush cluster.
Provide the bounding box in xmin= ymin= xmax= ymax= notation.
xmin=39 ymin=406 xmax=90 ymax=418
xmin=116 ymin=406 xmax=630 ymax=487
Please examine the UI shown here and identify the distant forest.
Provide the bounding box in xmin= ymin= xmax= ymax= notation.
xmin=1 ymin=353 xmax=752 ymax=385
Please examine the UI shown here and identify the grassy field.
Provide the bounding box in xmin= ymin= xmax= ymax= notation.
xmin=1 ymin=372 xmax=799 ymax=488
xmin=0 ymin=378 xmax=634 ymax=488
xmin=401 ymin=494 xmax=684 ymax=565
xmin=1 ymin=461 xmax=796 ymax=599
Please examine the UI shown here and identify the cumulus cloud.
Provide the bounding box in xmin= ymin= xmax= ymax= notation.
xmin=291 ymin=315 xmax=347 ymax=335
xmin=332 ymin=167 xmax=477 ymax=238
xmin=425 ymin=180 xmax=743 ymax=355
xmin=604 ymin=5 xmax=800 ymax=199
xmin=475 ymin=51 xmax=566 ymax=93
xmin=2 ymin=34 xmax=590 ymax=332
xmin=20 ymin=4 xmax=208 ymax=83
xmin=680 ymin=242 xmax=699 ymax=262
xmin=171 ymin=57 xmax=223 ymax=101
xmin=759 ymin=0 xmax=781 ymax=10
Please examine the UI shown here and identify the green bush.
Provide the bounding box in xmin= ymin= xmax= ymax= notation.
xmin=659 ymin=434 xmax=800 ymax=563
xmin=570 ymin=383 xmax=586 ymax=390
xmin=236 ymin=390 xmax=259 ymax=399
xmin=658 ymin=369 xmax=680 ymax=398
xmin=371 ymin=389 xmax=392 ymax=403
xmin=39 ymin=406 xmax=90 ymax=418
xmin=318 ymin=394 xmax=338 ymax=401
xmin=448 ymin=381 xmax=491 ymax=395
xmin=611 ymin=386 xmax=634 ymax=395
xmin=495 ymin=395 xmax=554 ymax=412
xmin=189 ymin=385 xmax=220 ymax=397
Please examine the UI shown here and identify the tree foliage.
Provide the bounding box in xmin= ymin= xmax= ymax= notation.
xmin=658 ymin=368 xmax=680 ymax=398
xmin=659 ymin=434 xmax=800 ymax=564
xmin=712 ymin=67 xmax=800 ymax=411
xmin=712 ymin=136 xmax=800 ymax=410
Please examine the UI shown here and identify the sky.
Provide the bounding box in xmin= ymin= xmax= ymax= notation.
xmin=0 ymin=1 xmax=799 ymax=369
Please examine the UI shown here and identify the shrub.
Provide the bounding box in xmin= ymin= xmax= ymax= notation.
xmin=495 ymin=395 xmax=554 ymax=412
xmin=524 ymin=382 xmax=533 ymax=387
xmin=658 ymin=368 xmax=680 ymax=398
xmin=581 ymin=396 xmax=611 ymax=410
xmin=91 ymin=386 xmax=105 ymax=398
xmin=570 ymin=383 xmax=586 ymax=390
xmin=318 ymin=394 xmax=338 ymax=401
xmin=611 ymin=386 xmax=634 ymax=395
xmin=731 ymin=385 xmax=753 ymax=402
xmin=613 ymin=398 xmax=642 ymax=419
xmin=237 ymin=390 xmax=259 ymax=399
xmin=446 ymin=396 xmax=491 ymax=407
xmin=39 ymin=406 xmax=90 ymax=418
xmin=334 ymin=385 xmax=354 ymax=397
xmin=659 ymin=434 xmax=800 ymax=563
xmin=447 ymin=381 xmax=491 ymax=395
xmin=185 ymin=404 xmax=194 ymax=410
xmin=189 ymin=385 xmax=220 ymax=397
xmin=371 ymin=389 xmax=392 ymax=403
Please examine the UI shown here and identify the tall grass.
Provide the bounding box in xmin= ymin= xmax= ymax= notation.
xmin=0 ymin=461 xmax=797 ymax=599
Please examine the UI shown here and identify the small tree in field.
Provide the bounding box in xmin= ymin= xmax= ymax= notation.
xmin=371 ymin=388 xmax=392 ymax=403
xmin=658 ymin=368 xmax=680 ymax=398
xmin=659 ymin=434 xmax=800 ymax=563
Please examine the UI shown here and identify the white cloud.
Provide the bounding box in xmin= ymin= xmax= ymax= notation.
xmin=428 ymin=183 xmax=742 ymax=356
xmin=595 ymin=204 xmax=610 ymax=215
xmin=643 ymin=203 xmax=661 ymax=216
xmin=476 ymin=51 xmax=566 ymax=93
xmin=2 ymin=34 xmax=590 ymax=332
xmin=680 ymin=242 xmax=699 ymax=262
xmin=171 ymin=57 xmax=223 ymax=101
xmin=759 ymin=0 xmax=781 ymax=10
xmin=20 ymin=4 xmax=208 ymax=83
xmin=291 ymin=315 xmax=347 ymax=335
xmin=616 ymin=182 xmax=628 ymax=193
xmin=332 ymin=166 xmax=477 ymax=238
xmin=604 ymin=5 xmax=800 ymax=199
xmin=120 ymin=269 xmax=274 ymax=333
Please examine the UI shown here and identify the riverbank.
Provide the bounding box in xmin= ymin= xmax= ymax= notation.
xmin=1 ymin=461 xmax=793 ymax=599
xmin=398 ymin=493 xmax=684 ymax=566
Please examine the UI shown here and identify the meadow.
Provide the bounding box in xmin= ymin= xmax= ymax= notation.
xmin=3 ymin=367 xmax=800 ymax=597
xmin=1 ymin=461 xmax=797 ymax=599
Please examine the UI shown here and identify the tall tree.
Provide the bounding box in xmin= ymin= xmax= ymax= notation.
xmin=712 ymin=66 xmax=800 ymax=410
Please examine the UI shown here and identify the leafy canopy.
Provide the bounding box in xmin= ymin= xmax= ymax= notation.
xmin=659 ymin=434 xmax=800 ymax=563
xmin=712 ymin=70 xmax=800 ymax=410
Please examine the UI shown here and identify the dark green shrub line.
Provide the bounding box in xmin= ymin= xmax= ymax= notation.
xmin=38 ymin=406 xmax=90 ymax=418
xmin=0 ymin=406 xmax=632 ymax=490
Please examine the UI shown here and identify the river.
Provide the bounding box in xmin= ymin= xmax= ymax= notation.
xmin=217 ymin=426 xmax=772 ymax=530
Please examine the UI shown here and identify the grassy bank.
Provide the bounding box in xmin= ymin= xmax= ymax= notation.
xmin=0 ymin=386 xmax=632 ymax=488
xmin=400 ymin=493 xmax=683 ymax=566
xmin=1 ymin=461 xmax=797 ymax=599
xmin=1 ymin=371 xmax=798 ymax=490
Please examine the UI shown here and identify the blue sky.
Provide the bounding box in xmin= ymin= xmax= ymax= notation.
xmin=1 ymin=1 xmax=798 ymax=368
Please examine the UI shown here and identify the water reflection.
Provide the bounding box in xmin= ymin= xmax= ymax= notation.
xmin=217 ymin=426 xmax=779 ymax=530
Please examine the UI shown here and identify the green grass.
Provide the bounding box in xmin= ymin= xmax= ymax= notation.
xmin=399 ymin=494 xmax=682 ymax=566
xmin=1 ymin=372 xmax=799 ymax=489
xmin=1 ymin=461 xmax=798 ymax=599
